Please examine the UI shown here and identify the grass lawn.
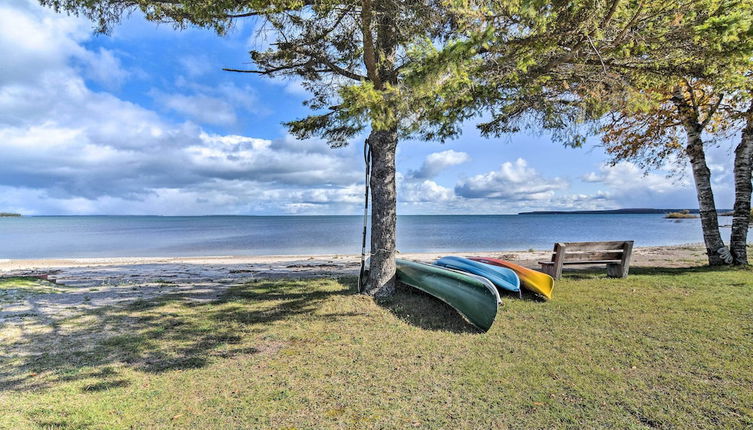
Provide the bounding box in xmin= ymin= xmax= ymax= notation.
xmin=1 ymin=265 xmax=752 ymax=428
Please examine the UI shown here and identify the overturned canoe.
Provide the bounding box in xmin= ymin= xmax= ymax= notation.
xmin=470 ymin=257 xmax=554 ymax=300
xmin=396 ymin=258 xmax=500 ymax=331
xmin=434 ymin=256 xmax=521 ymax=295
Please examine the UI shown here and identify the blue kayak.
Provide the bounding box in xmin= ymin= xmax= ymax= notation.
xmin=435 ymin=256 xmax=521 ymax=294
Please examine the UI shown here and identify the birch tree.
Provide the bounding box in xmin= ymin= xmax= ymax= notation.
xmin=600 ymin=82 xmax=738 ymax=266
xmin=448 ymin=0 xmax=753 ymax=266
xmin=731 ymin=96 xmax=753 ymax=264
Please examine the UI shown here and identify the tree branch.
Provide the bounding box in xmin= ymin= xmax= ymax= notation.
xmin=614 ymin=0 xmax=645 ymax=44
xmin=223 ymin=60 xmax=312 ymax=74
xmin=600 ymin=0 xmax=621 ymax=28
xmin=223 ymin=68 xmax=266 ymax=73
xmin=291 ymin=46 xmax=368 ymax=81
xmin=701 ymin=93 xmax=725 ymax=129
xmin=360 ymin=0 xmax=379 ymax=86
xmin=682 ymin=78 xmax=701 ymax=121
xmin=224 ymin=11 xmax=265 ymax=18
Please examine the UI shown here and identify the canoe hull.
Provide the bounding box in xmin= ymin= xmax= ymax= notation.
xmin=434 ymin=256 xmax=521 ymax=294
xmin=470 ymin=257 xmax=554 ymax=300
xmin=396 ymin=259 xmax=500 ymax=331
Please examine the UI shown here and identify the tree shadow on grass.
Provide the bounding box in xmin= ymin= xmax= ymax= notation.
xmin=553 ymin=264 xmax=747 ymax=281
xmin=628 ymin=265 xmax=751 ymax=276
xmin=517 ymin=289 xmax=550 ymax=302
xmin=0 ymin=278 xmax=350 ymax=393
xmin=378 ymin=283 xmax=481 ymax=334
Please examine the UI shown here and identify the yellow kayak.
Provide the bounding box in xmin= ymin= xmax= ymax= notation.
xmin=470 ymin=257 xmax=554 ymax=300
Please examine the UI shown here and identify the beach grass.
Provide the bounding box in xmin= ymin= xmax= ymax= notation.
xmin=1 ymin=267 xmax=752 ymax=428
xmin=664 ymin=210 xmax=697 ymax=219
xmin=0 ymin=277 xmax=63 ymax=306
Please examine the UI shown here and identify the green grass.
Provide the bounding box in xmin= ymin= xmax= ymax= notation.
xmin=1 ymin=267 xmax=752 ymax=428
xmin=664 ymin=210 xmax=697 ymax=219
xmin=0 ymin=277 xmax=57 ymax=291
xmin=0 ymin=277 xmax=62 ymax=306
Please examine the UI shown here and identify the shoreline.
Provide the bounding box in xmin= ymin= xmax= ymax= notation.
xmin=0 ymin=243 xmax=709 ymax=274
xmin=0 ymin=243 xmax=711 ymax=322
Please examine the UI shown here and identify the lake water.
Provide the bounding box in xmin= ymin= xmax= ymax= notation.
xmin=0 ymin=214 xmax=716 ymax=259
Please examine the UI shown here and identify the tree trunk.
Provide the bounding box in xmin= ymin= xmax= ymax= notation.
xmin=360 ymin=0 xmax=399 ymax=297
xmin=672 ymin=86 xmax=728 ymax=266
xmin=365 ymin=127 xmax=398 ymax=298
xmin=685 ymin=133 xmax=728 ymax=265
xmin=730 ymin=104 xmax=753 ymax=265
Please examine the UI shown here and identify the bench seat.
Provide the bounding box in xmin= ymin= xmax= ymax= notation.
xmin=539 ymin=259 xmax=622 ymax=265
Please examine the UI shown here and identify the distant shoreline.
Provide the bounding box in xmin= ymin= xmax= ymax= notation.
xmin=518 ymin=208 xmax=733 ymax=215
xmin=0 ymin=213 xmax=21 ymax=217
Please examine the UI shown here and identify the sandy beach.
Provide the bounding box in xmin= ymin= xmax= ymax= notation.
xmin=0 ymin=243 xmax=711 ymax=321
xmin=0 ymin=243 xmax=711 ymax=275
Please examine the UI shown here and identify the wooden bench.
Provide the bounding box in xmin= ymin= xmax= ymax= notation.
xmin=538 ymin=241 xmax=634 ymax=280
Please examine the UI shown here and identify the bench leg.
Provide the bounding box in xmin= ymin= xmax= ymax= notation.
xmin=553 ymin=263 xmax=563 ymax=280
xmin=607 ymin=263 xmax=628 ymax=278
xmin=540 ymin=264 xmax=562 ymax=280
xmin=539 ymin=264 xmax=556 ymax=279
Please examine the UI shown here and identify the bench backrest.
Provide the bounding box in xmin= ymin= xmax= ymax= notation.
xmin=551 ymin=241 xmax=633 ymax=263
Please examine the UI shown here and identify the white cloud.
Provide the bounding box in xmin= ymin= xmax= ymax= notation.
xmin=187 ymin=134 xmax=360 ymax=186
xmin=152 ymin=91 xmax=239 ymax=126
xmin=581 ymin=162 xmax=700 ymax=208
xmin=290 ymin=185 xmax=362 ymax=204
xmin=1 ymin=0 xmax=736 ymax=217
xmin=0 ymin=1 xmax=132 ymax=92
xmin=283 ymin=79 xmax=309 ymax=96
xmin=152 ymin=80 xmax=263 ymax=126
xmin=0 ymin=0 xmax=88 ymax=85
xmin=397 ymin=152 xmax=459 ymax=205
xmin=400 ymin=179 xmax=455 ymax=202
xmin=546 ymin=191 xmax=613 ymax=210
xmin=0 ymin=0 xmax=361 ymax=215
xmin=582 ymin=162 xmax=686 ymax=193
xmin=455 ymin=158 xmax=567 ymax=201
xmin=80 ymin=47 xmax=131 ymax=89
xmin=410 ymin=149 xmax=470 ymax=179
xmin=178 ymin=55 xmax=214 ymax=78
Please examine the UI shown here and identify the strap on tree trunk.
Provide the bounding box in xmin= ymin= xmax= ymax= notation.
xmin=357 ymin=137 xmax=372 ymax=293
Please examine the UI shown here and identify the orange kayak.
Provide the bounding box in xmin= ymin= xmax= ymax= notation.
xmin=470 ymin=257 xmax=554 ymax=300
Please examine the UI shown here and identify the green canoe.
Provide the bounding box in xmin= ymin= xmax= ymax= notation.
xmin=396 ymin=258 xmax=500 ymax=331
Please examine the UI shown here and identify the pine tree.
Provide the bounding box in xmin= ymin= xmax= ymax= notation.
xmin=40 ymin=0 xmax=481 ymax=296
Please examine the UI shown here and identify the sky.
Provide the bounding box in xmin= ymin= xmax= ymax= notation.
xmin=0 ymin=0 xmax=738 ymax=215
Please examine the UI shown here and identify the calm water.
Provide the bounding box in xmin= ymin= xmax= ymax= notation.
xmin=0 ymin=214 xmax=711 ymax=259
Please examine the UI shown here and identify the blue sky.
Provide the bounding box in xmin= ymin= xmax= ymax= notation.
xmin=0 ymin=0 xmax=737 ymax=215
